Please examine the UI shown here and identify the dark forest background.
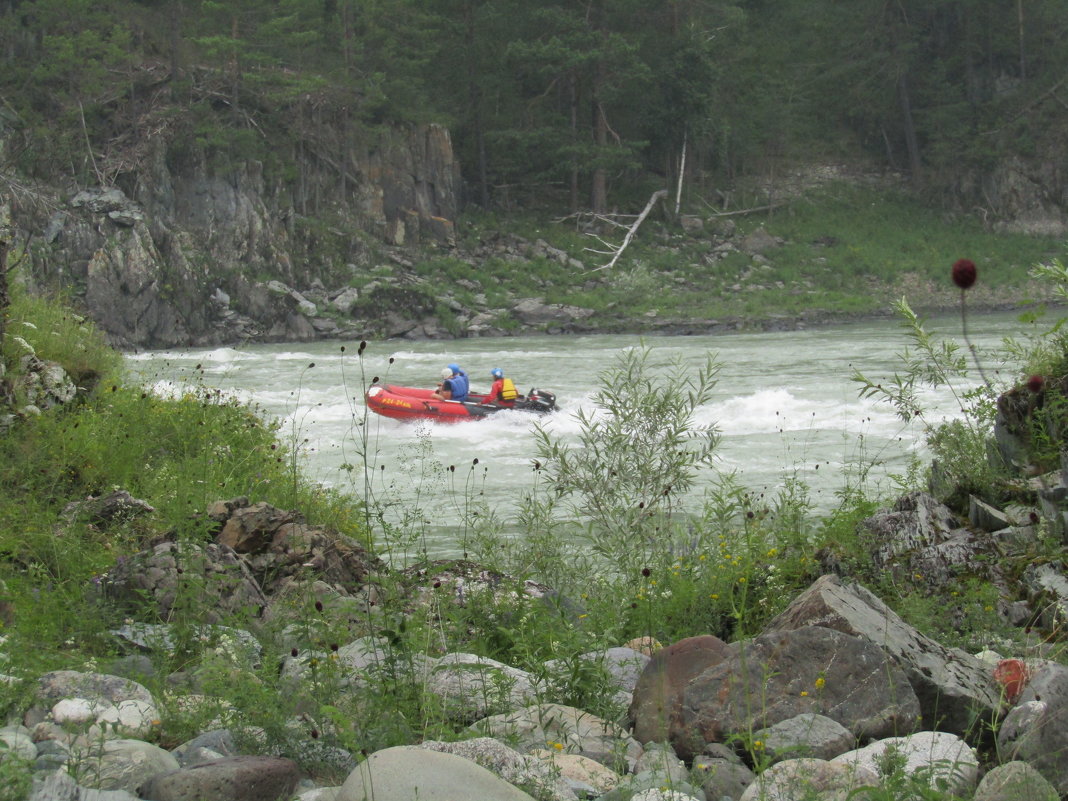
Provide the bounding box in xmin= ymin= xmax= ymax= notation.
xmin=1 ymin=0 xmax=1066 ymax=218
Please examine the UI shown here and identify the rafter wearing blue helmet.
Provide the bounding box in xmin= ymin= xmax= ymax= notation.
xmin=445 ymin=363 xmax=469 ymax=401
xmin=488 ymin=367 xmax=518 ymax=404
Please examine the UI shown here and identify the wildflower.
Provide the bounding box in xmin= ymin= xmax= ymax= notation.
xmin=710 ymin=593 xmax=719 ymax=600
xmin=951 ymin=258 xmax=977 ymax=289
xmin=1027 ymin=375 xmax=1045 ymax=393
xmin=753 ymin=740 xmax=764 ymax=750
xmin=766 ymin=548 xmax=778 ymax=558
xmin=815 ymin=677 xmax=825 ymax=690
xmin=315 ymin=600 xmax=323 ymax=612
xmin=800 ymin=691 xmax=809 ymax=697
xmin=578 ymin=613 xmax=588 ymax=619
xmin=737 ymin=577 xmax=746 ymax=584
xmin=641 ymin=567 xmax=651 ymax=577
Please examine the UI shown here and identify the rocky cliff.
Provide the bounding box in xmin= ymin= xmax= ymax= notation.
xmin=17 ymin=124 xmax=462 ymax=349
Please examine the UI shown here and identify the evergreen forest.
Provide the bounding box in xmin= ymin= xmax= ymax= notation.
xmin=1 ymin=0 xmax=1067 ymax=216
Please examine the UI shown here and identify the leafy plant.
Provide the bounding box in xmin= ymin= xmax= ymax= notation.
xmin=528 ymin=344 xmax=720 ymax=577
xmin=852 ymin=297 xmax=1003 ymax=507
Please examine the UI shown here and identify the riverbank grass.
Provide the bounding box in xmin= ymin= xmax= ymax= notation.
xmin=0 ymin=263 xmax=1063 ymax=791
xmin=441 ymin=182 xmax=1062 ymax=330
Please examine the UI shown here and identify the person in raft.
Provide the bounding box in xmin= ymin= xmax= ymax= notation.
xmin=432 ymin=365 xmax=468 ymax=402
xmin=488 ymin=367 xmax=519 ymax=406
xmin=447 ymin=363 xmax=470 ymax=399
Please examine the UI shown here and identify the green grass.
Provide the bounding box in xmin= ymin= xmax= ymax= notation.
xmin=440 ymin=182 xmax=1064 ymax=334
xmin=0 ymin=260 xmax=1066 ymax=791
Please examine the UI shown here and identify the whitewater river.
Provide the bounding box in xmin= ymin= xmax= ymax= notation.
xmin=125 ymin=309 xmax=1048 ymax=556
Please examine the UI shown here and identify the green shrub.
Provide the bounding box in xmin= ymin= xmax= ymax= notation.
xmin=2 ymin=279 xmax=121 ymax=391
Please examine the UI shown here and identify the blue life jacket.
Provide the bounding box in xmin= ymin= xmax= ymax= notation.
xmin=452 ymin=371 xmax=469 ymax=401
xmin=450 ymin=375 xmax=467 ymax=401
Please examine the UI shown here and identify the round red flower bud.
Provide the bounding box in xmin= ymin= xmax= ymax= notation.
xmin=1026 ymin=375 xmax=1045 ymax=393
xmin=951 ymin=259 xmax=977 ymax=289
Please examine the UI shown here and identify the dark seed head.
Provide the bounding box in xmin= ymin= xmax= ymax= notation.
xmin=951 ymin=259 xmax=977 ymax=289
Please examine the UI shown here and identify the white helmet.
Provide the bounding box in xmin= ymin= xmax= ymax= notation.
xmin=441 ymin=367 xmax=453 ymax=380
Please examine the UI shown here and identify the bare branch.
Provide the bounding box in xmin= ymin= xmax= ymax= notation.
xmin=587 ymin=189 xmax=667 ymax=272
xmin=707 ymin=202 xmax=786 ymax=218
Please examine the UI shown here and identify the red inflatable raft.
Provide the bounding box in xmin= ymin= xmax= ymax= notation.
xmin=365 ymin=384 xmax=556 ymax=423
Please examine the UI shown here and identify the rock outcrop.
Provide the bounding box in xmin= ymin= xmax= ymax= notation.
xmin=23 ymin=124 xmax=463 ymax=349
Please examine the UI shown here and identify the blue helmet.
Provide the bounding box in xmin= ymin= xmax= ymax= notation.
xmin=491 ymin=368 xmax=503 ymax=379
xmin=447 ymin=363 xmax=461 ymax=375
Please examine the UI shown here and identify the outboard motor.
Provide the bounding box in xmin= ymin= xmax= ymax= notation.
xmin=521 ymin=388 xmax=556 ymax=413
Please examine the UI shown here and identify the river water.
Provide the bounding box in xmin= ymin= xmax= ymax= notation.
xmin=125 ymin=310 xmax=1046 ymax=556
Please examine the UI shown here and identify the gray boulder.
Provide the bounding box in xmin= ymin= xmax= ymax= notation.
xmin=424 ymin=653 xmax=538 ymax=721
xmin=76 ymin=739 xmax=180 ymax=794
xmin=974 ymin=761 xmax=1059 ymax=801
xmin=996 ymin=661 xmax=1068 ymax=795
xmin=831 ymin=731 xmax=979 ymax=797
xmin=139 ymin=755 xmax=300 ymax=801
xmin=336 ymin=746 xmax=536 ymax=801
xmin=470 ymin=702 xmax=641 ymax=772
xmin=766 ymin=573 xmax=1002 ymax=735
xmin=674 ymin=626 xmax=919 ymax=761
xmin=103 ymin=541 xmax=267 ymax=623
xmin=13 ymin=356 xmax=77 ymax=410
xmin=29 ymin=769 xmax=140 ymax=801
xmin=511 ymin=298 xmax=594 ymax=327
xmin=692 ymin=754 xmax=755 ymax=801
xmin=751 ymin=713 xmax=855 ymax=763
xmin=421 ymin=737 xmax=577 ymax=801
xmin=859 ymin=491 xmax=994 ymax=585
xmin=35 ymin=671 xmax=156 ymax=710
xmin=545 ymin=646 xmax=650 ymax=711
xmin=215 ymin=501 xmax=383 ymax=596
xmin=738 ymin=757 xmax=879 ymax=801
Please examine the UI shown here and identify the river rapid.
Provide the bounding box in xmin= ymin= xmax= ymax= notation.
xmin=126 ymin=310 xmax=1045 ymax=557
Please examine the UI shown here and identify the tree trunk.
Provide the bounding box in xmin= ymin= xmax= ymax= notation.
xmin=1017 ymin=0 xmax=1025 ymax=79
xmin=897 ymin=73 xmax=922 ymax=180
xmin=674 ymin=129 xmax=687 ymax=217
xmin=464 ymin=2 xmax=489 ymax=208
xmin=590 ymin=96 xmax=608 ymax=214
xmin=569 ymin=71 xmax=579 ymax=214
xmin=168 ymin=1 xmax=184 ymax=82
xmin=229 ymin=15 xmax=241 ymax=112
xmin=0 ymin=203 xmax=10 ymax=349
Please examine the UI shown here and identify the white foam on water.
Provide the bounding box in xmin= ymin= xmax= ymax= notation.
xmin=125 ymin=311 xmax=1037 ymax=552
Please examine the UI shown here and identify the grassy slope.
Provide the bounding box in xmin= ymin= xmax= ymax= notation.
xmin=432 ymin=183 xmax=1063 ymax=334
xmin=0 ymin=187 xmax=1064 ymax=790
